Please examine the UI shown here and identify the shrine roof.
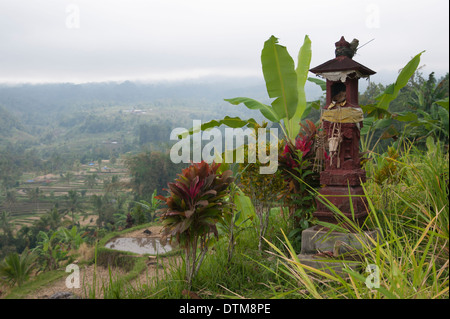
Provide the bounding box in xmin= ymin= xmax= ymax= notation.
xmin=310 ymin=55 xmax=376 ymax=76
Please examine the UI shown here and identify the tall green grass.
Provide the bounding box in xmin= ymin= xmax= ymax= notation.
xmin=2 ymin=269 xmax=66 ymax=299
xmin=262 ymin=140 xmax=449 ymax=299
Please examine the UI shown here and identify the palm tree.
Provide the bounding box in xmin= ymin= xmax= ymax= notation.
xmin=0 ymin=249 xmax=37 ymax=287
xmin=5 ymin=190 xmax=17 ymax=213
xmin=0 ymin=211 xmax=14 ymax=236
xmin=97 ymin=159 xmax=102 ymax=172
xmin=17 ymin=225 xmax=36 ymax=249
xmin=25 ymin=187 xmax=41 ymax=213
xmin=34 ymin=214 xmax=51 ymax=232
xmin=94 ymin=196 xmax=115 ymax=228
xmin=66 ymin=190 xmax=83 ymax=226
xmin=47 ymin=208 xmax=64 ymax=230
xmin=62 ymin=172 xmax=75 ymax=185
xmin=91 ymin=194 xmax=103 ymax=217
xmin=85 ymin=173 xmax=98 ymax=189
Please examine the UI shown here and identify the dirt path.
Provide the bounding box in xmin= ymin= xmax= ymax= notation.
xmin=26 ymin=256 xmax=181 ymax=299
xmin=23 ymin=226 xmax=181 ymax=299
xmin=121 ymin=226 xmax=164 ymax=238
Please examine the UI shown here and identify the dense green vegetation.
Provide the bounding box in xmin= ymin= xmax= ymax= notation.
xmin=0 ymin=39 xmax=448 ymax=300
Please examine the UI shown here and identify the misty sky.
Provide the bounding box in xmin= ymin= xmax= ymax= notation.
xmin=0 ymin=0 xmax=448 ymax=85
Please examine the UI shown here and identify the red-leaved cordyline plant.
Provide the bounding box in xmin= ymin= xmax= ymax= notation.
xmin=156 ymin=161 xmax=234 ymax=287
xmin=278 ymin=120 xmax=323 ymax=232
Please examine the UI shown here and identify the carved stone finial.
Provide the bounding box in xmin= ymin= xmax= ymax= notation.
xmin=335 ymin=36 xmax=359 ymax=59
xmin=335 ymin=36 xmax=350 ymax=48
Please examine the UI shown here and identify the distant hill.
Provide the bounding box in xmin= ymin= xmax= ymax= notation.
xmin=0 ymin=78 xmax=266 ymax=112
xmin=0 ymin=76 xmax=323 ymax=125
xmin=0 ymin=104 xmax=29 ymax=139
xmin=0 ymin=76 xmax=325 ymax=154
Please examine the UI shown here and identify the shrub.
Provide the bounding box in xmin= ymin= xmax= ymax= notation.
xmin=0 ymin=249 xmax=37 ymax=287
xmin=157 ymin=161 xmax=234 ymax=287
xmin=278 ymin=120 xmax=322 ymax=249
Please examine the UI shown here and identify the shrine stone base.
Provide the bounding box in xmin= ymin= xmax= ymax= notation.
xmin=297 ymin=226 xmax=381 ymax=275
xmin=296 ymin=253 xmax=361 ymax=275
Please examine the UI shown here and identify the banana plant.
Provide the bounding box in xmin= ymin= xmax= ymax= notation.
xmin=404 ymin=97 xmax=449 ymax=143
xmin=59 ymin=226 xmax=85 ymax=250
xmin=360 ymin=51 xmax=425 ymax=152
xmin=186 ymin=35 xmax=313 ymax=144
xmin=33 ymin=231 xmax=69 ymax=271
xmin=134 ymin=189 xmax=162 ymax=223
xmin=215 ymin=162 xmax=256 ymax=262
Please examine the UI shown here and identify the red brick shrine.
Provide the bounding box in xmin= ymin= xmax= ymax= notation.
xmin=310 ymin=36 xmax=376 ymax=228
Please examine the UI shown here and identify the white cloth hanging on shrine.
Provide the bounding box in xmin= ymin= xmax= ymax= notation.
xmin=315 ymin=70 xmax=369 ymax=82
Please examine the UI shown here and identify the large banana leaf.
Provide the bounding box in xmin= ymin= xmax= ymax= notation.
xmin=437 ymin=106 xmax=449 ymax=136
xmin=394 ymin=111 xmax=418 ymax=122
xmin=224 ymin=97 xmax=279 ymax=122
xmin=233 ymin=188 xmax=255 ymax=227
xmin=193 ymin=35 xmax=312 ymax=144
xmin=436 ymin=98 xmax=449 ymax=111
xmin=376 ymin=51 xmax=424 ymax=110
xmin=307 ymin=77 xmax=326 ymax=91
xmin=261 ymin=36 xmax=298 ymax=122
xmin=290 ymin=35 xmax=312 ymax=141
xmin=181 ymin=116 xmax=260 ymax=138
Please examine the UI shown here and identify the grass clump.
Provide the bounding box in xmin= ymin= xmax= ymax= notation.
xmin=261 ymin=140 xmax=449 ymax=299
